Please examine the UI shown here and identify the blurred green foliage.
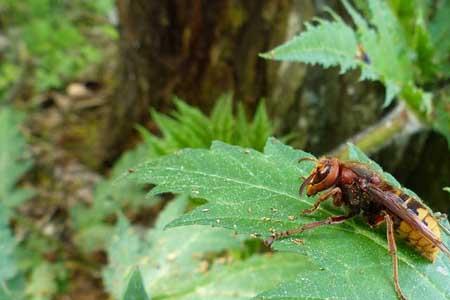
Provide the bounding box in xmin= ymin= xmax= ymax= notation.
xmin=0 ymin=107 xmax=33 ymax=299
xmin=0 ymin=107 xmax=69 ymax=300
xmin=0 ymin=0 xmax=116 ymax=99
xmin=71 ymin=94 xmax=276 ymax=253
xmin=0 ymin=108 xmax=34 ymax=209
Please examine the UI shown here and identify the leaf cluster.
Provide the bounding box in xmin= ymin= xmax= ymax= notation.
xmin=71 ymin=95 xmax=275 ymax=253
xmin=261 ymin=0 xmax=450 ymax=145
xmin=0 ymin=108 xmax=34 ymax=209
xmin=0 ymin=107 xmax=34 ymax=299
xmin=0 ymin=0 xmax=116 ymax=96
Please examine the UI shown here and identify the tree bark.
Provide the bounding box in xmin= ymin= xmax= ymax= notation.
xmin=104 ymin=0 xmax=299 ymax=163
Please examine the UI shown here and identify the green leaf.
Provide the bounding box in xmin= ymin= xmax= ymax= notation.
xmin=2 ymin=0 xmax=114 ymax=91
xmin=260 ymin=19 xmax=358 ymax=74
xmin=210 ymin=93 xmax=234 ymax=144
xmin=71 ymin=142 xmax=154 ymax=252
xmin=343 ymin=0 xmax=415 ymax=106
xmin=444 ymin=187 xmax=450 ymax=194
xmin=0 ymin=275 xmax=25 ymax=300
xmin=429 ymin=0 xmax=450 ymax=73
xmin=0 ymin=108 xmax=31 ymax=298
xmin=263 ymin=0 xmax=428 ymax=111
xmin=105 ymin=195 xmax=314 ymax=300
xmin=129 ymin=138 xmax=450 ymax=299
xmin=122 ymin=269 xmax=150 ymax=300
xmin=148 ymin=94 xmax=275 ymax=153
xmin=249 ymin=101 xmax=272 ymax=151
xmin=25 ymin=262 xmax=58 ymax=300
xmin=0 ymin=203 xmax=18 ymax=283
xmin=0 ymin=108 xmax=33 ymax=210
xmin=103 ymin=214 xmax=145 ymax=299
xmin=169 ymin=252 xmax=314 ymax=300
xmin=0 ymin=202 xmax=25 ymax=299
xmin=103 ymin=195 xmax=243 ymax=299
xmin=388 ymin=0 xmax=437 ymax=82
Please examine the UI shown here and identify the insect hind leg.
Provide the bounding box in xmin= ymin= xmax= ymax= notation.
xmin=264 ymin=214 xmax=353 ymax=247
xmin=384 ymin=212 xmax=407 ymax=300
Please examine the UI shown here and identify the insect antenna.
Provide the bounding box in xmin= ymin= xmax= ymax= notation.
xmin=298 ymin=157 xmax=318 ymax=195
xmin=299 ymin=173 xmax=315 ymax=195
xmin=298 ymin=156 xmax=317 ymax=164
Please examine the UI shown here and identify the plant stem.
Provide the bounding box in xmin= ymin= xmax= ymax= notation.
xmin=330 ymin=103 xmax=423 ymax=158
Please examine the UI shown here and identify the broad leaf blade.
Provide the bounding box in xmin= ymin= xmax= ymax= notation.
xmin=172 ymin=252 xmax=315 ymax=300
xmin=104 ymin=193 xmax=313 ymax=300
xmin=260 ymin=20 xmax=358 ymax=74
xmin=129 ymin=138 xmax=450 ymax=299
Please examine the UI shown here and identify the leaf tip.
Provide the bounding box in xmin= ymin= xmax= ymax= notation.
xmin=259 ymin=51 xmax=275 ymax=60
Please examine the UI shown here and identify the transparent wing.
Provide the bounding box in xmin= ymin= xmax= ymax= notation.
xmin=368 ymin=184 xmax=450 ymax=259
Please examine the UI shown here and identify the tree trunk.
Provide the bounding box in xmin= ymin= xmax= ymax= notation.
xmin=103 ymin=0 xmax=299 ymax=163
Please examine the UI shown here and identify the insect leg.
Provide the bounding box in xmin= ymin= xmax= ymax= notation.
xmin=384 ymin=213 xmax=407 ymax=300
xmin=265 ymin=214 xmax=353 ymax=247
xmin=302 ymin=187 xmax=342 ymax=215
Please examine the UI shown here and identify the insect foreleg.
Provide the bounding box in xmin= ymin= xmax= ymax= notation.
xmin=302 ymin=187 xmax=342 ymax=215
xmin=265 ymin=213 xmax=353 ymax=247
xmin=384 ymin=213 xmax=407 ymax=300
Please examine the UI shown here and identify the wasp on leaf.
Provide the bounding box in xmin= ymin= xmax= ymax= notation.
xmin=265 ymin=157 xmax=450 ymax=300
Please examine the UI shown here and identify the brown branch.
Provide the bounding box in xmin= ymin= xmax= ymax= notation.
xmin=330 ymin=102 xmax=423 ymax=158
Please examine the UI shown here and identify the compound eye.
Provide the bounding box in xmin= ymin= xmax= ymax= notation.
xmin=313 ymin=165 xmax=330 ymax=183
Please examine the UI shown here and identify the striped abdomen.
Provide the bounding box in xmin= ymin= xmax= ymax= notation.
xmin=393 ymin=190 xmax=441 ymax=261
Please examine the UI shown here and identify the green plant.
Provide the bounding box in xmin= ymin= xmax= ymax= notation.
xmin=0 ymin=107 xmax=68 ymax=300
xmin=261 ymin=0 xmax=450 ymax=146
xmin=125 ymin=138 xmax=450 ymax=299
xmin=105 ymin=194 xmax=310 ymax=300
xmin=122 ymin=269 xmax=149 ymax=300
xmin=71 ymin=95 xmax=275 ymax=252
xmin=0 ymin=203 xmax=25 ymax=299
xmin=0 ymin=107 xmax=34 ymax=299
xmin=0 ymin=108 xmax=34 ymax=209
xmin=0 ymin=0 xmax=116 ymax=97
